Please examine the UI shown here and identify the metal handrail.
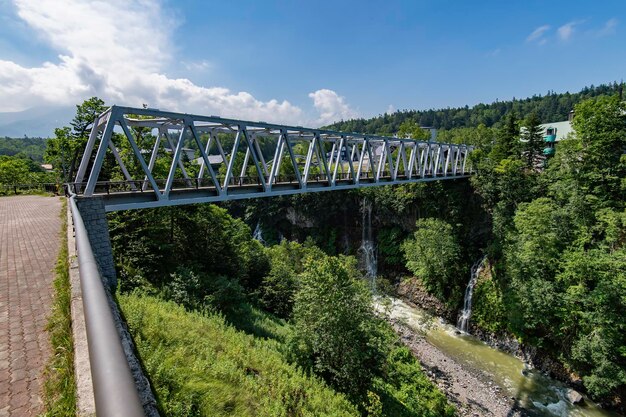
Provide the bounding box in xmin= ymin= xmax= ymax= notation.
xmin=69 ymin=195 xmax=145 ymax=417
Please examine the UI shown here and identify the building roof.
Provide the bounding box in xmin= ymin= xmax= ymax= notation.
xmin=193 ymin=155 xmax=224 ymax=165
xmin=539 ymin=120 xmax=573 ymax=142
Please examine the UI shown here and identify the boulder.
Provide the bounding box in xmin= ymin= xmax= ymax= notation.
xmin=567 ymin=389 xmax=584 ymax=405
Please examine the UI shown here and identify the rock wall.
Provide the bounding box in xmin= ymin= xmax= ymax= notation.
xmin=74 ymin=197 xmax=116 ymax=288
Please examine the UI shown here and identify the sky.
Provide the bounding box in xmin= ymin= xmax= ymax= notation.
xmin=0 ymin=0 xmax=624 ymax=135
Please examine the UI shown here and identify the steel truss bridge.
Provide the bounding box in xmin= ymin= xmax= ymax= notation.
xmin=72 ymin=106 xmax=475 ymax=211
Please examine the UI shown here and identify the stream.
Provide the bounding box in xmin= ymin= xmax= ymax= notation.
xmin=380 ymin=297 xmax=619 ymax=417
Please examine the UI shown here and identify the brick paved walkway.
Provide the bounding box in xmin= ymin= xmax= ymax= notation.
xmin=0 ymin=196 xmax=62 ymax=417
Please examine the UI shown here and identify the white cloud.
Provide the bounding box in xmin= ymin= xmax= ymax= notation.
xmin=0 ymin=0 xmax=355 ymax=127
xmin=557 ymin=20 xmax=583 ymax=41
xmin=526 ymin=25 xmax=550 ymax=42
xmin=308 ymin=89 xmax=358 ymax=126
xmin=181 ymin=60 xmax=212 ymax=72
xmin=386 ymin=104 xmax=395 ymax=115
xmin=597 ymin=18 xmax=618 ymax=37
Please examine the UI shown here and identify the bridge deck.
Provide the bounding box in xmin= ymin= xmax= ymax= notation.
xmin=0 ymin=196 xmax=62 ymax=416
xmin=72 ymin=173 xmax=470 ymax=211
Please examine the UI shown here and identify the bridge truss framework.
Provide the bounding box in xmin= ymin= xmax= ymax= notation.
xmin=73 ymin=106 xmax=474 ymax=211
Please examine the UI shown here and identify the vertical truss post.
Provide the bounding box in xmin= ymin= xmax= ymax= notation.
xmin=85 ymin=108 xmax=118 ymax=196
xmin=163 ymin=126 xmax=186 ymax=197
xmin=463 ymin=146 xmax=467 ymax=175
xmin=197 ymin=128 xmax=213 ymax=180
xmin=267 ymin=132 xmax=284 ymax=190
xmin=355 ymin=139 xmax=366 ymax=184
xmin=375 ymin=142 xmax=385 ymax=181
xmin=75 ymin=114 xmax=104 ymax=188
xmin=240 ymin=125 xmax=266 ymax=190
xmin=302 ymin=136 xmax=316 ymax=186
xmin=386 ymin=141 xmax=395 ymax=180
xmin=253 ymin=135 xmax=269 ymax=177
xmin=283 ymin=130 xmax=302 ymax=187
xmin=331 ymin=136 xmax=345 ymax=186
xmin=143 ymin=127 xmax=164 ymax=191
xmin=223 ymin=131 xmax=241 ymax=190
xmin=188 ymin=121 xmax=222 ymax=194
xmin=164 ymin=127 xmax=191 ymax=185
xmin=407 ymin=144 xmax=416 ymax=179
xmin=432 ymin=144 xmax=441 ymax=177
xmin=345 ymin=141 xmax=356 ymax=182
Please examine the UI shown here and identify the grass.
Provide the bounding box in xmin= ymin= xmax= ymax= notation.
xmin=42 ymin=197 xmax=77 ymax=416
xmin=118 ymin=292 xmax=359 ymax=417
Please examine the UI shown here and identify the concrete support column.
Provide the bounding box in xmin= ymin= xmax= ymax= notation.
xmin=75 ymin=196 xmax=117 ymax=288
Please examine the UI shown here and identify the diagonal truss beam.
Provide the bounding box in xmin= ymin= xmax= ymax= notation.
xmin=73 ymin=105 xmax=474 ymax=211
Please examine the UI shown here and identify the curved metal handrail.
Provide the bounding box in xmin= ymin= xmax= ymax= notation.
xmin=69 ymin=195 xmax=145 ymax=417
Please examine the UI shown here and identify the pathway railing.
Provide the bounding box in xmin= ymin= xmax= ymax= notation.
xmin=68 ymin=195 xmax=144 ymax=417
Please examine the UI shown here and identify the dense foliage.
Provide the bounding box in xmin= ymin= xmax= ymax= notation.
xmin=0 ymin=137 xmax=47 ymax=161
xmin=0 ymin=155 xmax=50 ymax=185
xmin=109 ymin=202 xmax=454 ymax=416
xmin=326 ymin=83 xmax=622 ymax=134
xmin=120 ymin=293 xmax=358 ymax=417
xmin=402 ymin=218 xmax=461 ymax=303
xmin=468 ymin=94 xmax=626 ymax=407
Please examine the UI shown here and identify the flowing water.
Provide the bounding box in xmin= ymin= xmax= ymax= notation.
xmin=252 ymin=221 xmax=266 ymax=245
xmin=382 ymin=297 xmax=619 ymax=417
xmin=457 ymin=255 xmax=487 ymax=333
xmin=358 ymin=199 xmax=377 ymax=288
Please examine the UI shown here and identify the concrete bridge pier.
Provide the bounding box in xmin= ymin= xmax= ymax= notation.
xmin=74 ymin=197 xmax=117 ymax=289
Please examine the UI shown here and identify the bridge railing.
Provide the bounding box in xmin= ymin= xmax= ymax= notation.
xmin=72 ymin=105 xmax=474 ymax=210
xmin=68 ymin=168 xmax=447 ymax=197
xmin=68 ymin=195 xmax=145 ymax=417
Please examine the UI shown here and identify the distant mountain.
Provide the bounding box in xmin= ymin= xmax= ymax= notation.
xmin=0 ymin=106 xmax=75 ymax=138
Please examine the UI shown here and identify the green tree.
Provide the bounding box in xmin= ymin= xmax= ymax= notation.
xmin=571 ymin=95 xmax=626 ymax=205
xmin=397 ymin=120 xmax=431 ymax=140
xmin=0 ymin=155 xmax=35 ymax=184
xmin=291 ymin=256 xmax=386 ymax=402
xmin=490 ymin=113 xmax=519 ymax=161
xmin=402 ymin=218 xmax=461 ymax=300
xmin=45 ymin=97 xmax=107 ymax=182
xmin=505 ymin=198 xmax=570 ymax=345
xmin=558 ymin=248 xmax=626 ymax=400
xmin=257 ymin=240 xmax=325 ymax=318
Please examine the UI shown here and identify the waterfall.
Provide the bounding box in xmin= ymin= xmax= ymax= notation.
xmin=457 ymin=255 xmax=487 ymax=333
xmin=252 ymin=221 xmax=266 ymax=246
xmin=358 ymin=199 xmax=377 ymax=289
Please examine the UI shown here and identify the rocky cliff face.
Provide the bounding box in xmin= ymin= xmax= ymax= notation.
xmin=396 ymin=277 xmax=456 ymax=323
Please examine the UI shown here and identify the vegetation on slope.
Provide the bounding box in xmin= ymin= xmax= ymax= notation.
xmin=119 ymin=292 xmax=358 ymax=417
xmin=0 ymin=137 xmax=47 ymax=162
xmin=43 ymin=198 xmax=76 ymax=416
xmin=109 ymin=204 xmax=454 ymax=416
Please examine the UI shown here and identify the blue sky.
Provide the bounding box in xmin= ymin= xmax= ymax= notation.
xmin=0 ymin=0 xmax=624 ymax=134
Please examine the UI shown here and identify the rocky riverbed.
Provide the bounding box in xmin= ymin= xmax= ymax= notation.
xmin=391 ymin=319 xmax=528 ymax=417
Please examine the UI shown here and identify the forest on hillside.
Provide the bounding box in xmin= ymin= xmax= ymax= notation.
xmin=326 ymin=82 xmax=623 ymax=134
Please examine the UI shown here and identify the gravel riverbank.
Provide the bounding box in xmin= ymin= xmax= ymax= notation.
xmin=391 ymin=320 xmax=528 ymax=417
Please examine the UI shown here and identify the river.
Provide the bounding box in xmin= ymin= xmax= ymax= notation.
xmin=380 ymin=297 xmax=620 ymax=417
